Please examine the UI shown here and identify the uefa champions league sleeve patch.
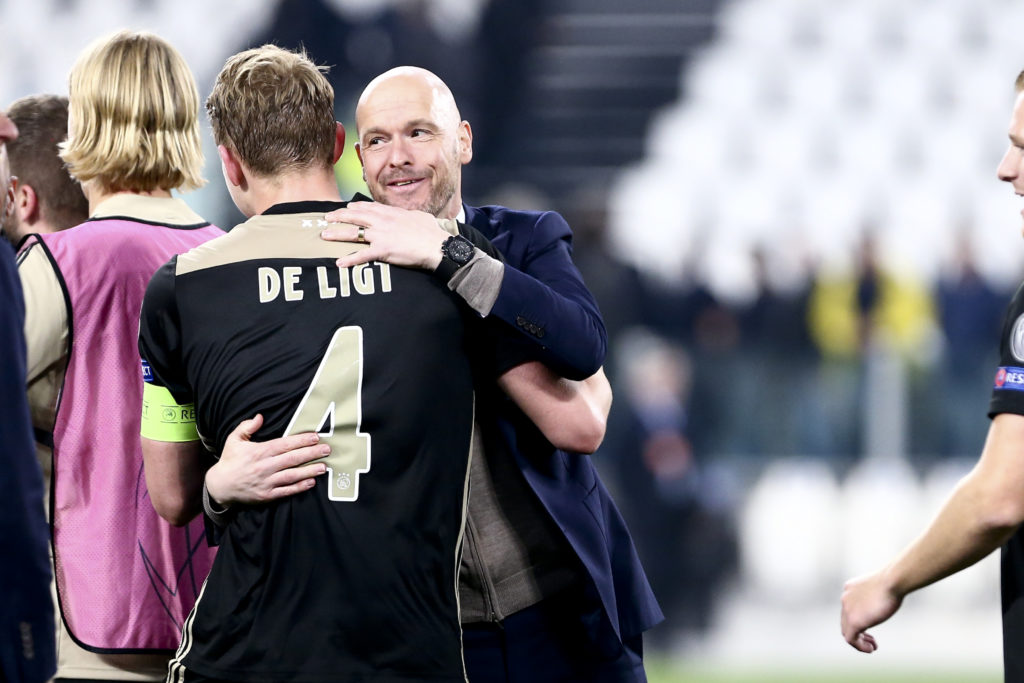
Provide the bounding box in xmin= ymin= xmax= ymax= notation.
xmin=1011 ymin=314 xmax=1024 ymax=362
xmin=995 ymin=367 xmax=1024 ymax=392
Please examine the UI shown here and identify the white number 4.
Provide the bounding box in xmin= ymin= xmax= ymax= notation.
xmin=284 ymin=326 xmax=371 ymax=502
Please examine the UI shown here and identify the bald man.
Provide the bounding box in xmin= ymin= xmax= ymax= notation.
xmin=319 ymin=67 xmax=661 ymax=683
xmin=323 ymin=67 xmax=662 ymax=682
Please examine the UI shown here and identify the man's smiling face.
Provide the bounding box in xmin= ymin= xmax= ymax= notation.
xmin=355 ymin=71 xmax=471 ymax=220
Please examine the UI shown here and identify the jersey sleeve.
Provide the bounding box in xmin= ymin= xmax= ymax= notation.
xmin=989 ymin=282 xmax=1024 ymax=418
xmin=138 ymin=258 xmax=199 ymax=442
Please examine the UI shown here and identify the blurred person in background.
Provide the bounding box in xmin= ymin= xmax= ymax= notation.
xmin=219 ymin=65 xmax=662 ymax=682
xmin=841 ymin=69 xmax=1024 ymax=682
xmin=17 ymin=30 xmax=222 ymax=682
xmin=605 ymin=329 xmax=737 ymax=648
xmin=2 ymin=95 xmax=88 ymax=248
xmin=738 ymin=245 xmax=822 ymax=455
xmin=0 ymin=106 xmax=56 ymax=683
xmin=933 ymin=232 xmax=1008 ymax=456
xmin=809 ymin=230 xmax=936 ymax=459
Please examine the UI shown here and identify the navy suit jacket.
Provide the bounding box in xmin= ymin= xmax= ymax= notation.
xmin=464 ymin=203 xmax=663 ymax=649
xmin=1 ymin=240 xmax=56 ymax=683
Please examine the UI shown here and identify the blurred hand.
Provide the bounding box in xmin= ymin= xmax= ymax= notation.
xmin=840 ymin=569 xmax=903 ymax=653
xmin=205 ymin=414 xmax=328 ymax=505
xmin=322 ymin=202 xmax=449 ymax=270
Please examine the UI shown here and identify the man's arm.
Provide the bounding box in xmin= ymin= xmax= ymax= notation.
xmin=18 ymin=240 xmax=67 ymax=385
xmin=497 ymin=363 xmax=611 ymax=454
xmin=484 ymin=210 xmax=605 ymax=379
xmin=205 ymin=364 xmax=611 ymax=510
xmin=323 ymin=202 xmax=606 ymax=379
xmin=840 ymin=412 xmax=1024 ymax=652
xmin=138 ymin=258 xmax=208 ymax=526
xmin=141 ymin=437 xmax=207 ymax=526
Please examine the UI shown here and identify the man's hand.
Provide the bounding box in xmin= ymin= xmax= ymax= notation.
xmin=322 ymin=202 xmax=449 ymax=270
xmin=205 ymin=414 xmax=328 ymax=506
xmin=840 ymin=569 xmax=903 ymax=653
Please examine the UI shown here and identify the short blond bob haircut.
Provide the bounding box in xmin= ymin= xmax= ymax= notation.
xmin=207 ymin=45 xmax=336 ymax=177
xmin=60 ymin=30 xmax=205 ymax=193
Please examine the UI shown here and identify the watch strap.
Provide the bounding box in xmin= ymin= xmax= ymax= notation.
xmin=434 ymin=255 xmax=461 ymax=282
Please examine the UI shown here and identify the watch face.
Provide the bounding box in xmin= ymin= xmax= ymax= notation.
xmin=446 ymin=236 xmax=475 ymax=265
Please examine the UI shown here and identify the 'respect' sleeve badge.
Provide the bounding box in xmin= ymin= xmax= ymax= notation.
xmin=994 ymin=366 xmax=1024 ymax=392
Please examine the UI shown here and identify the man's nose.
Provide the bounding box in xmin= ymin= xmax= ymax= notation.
xmin=386 ymin=137 xmax=411 ymax=166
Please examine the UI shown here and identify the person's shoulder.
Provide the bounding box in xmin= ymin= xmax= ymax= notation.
xmin=1004 ymin=280 xmax=1024 ymax=314
xmin=173 ymin=224 xmax=251 ymax=275
xmin=0 ymin=240 xmax=19 ymax=288
xmin=15 ymin=234 xmax=57 ymax=277
xmin=470 ymin=203 xmax=563 ymax=223
xmin=467 ymin=204 xmax=570 ymax=239
xmin=37 ymin=217 xmax=146 ymax=258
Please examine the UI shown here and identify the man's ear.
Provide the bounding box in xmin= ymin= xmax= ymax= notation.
xmin=332 ymin=122 xmax=346 ymax=165
xmin=14 ymin=181 xmax=40 ymax=225
xmin=217 ymin=144 xmax=245 ymax=188
xmin=458 ymin=120 xmax=473 ymax=165
xmin=2 ymin=180 xmax=16 ymax=223
xmin=354 ymin=142 xmax=366 ymax=181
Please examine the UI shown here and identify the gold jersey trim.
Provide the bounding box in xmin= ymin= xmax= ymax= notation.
xmin=175 ymin=213 xmax=369 ymax=276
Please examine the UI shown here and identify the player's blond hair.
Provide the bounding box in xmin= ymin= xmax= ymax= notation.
xmin=1016 ymin=69 xmax=1024 ymax=92
xmin=60 ymin=30 xmax=205 ymax=193
xmin=207 ymin=45 xmax=336 ymax=177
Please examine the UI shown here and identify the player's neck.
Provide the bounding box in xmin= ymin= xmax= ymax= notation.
xmin=86 ymin=187 xmax=173 ymax=216
xmin=245 ymin=168 xmax=342 ymax=216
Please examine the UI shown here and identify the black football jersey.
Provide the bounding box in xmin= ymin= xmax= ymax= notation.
xmin=987 ymin=281 xmax=1024 ymax=682
xmin=140 ymin=201 xmax=506 ymax=682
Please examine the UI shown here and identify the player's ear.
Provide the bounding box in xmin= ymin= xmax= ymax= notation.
xmin=217 ymin=144 xmax=245 ymax=188
xmin=14 ymin=179 xmax=40 ymax=223
xmin=332 ymin=122 xmax=346 ymax=165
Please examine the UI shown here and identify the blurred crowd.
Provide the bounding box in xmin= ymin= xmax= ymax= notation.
xmin=550 ymin=196 xmax=1017 ymax=647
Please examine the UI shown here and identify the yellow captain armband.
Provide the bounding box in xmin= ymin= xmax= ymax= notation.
xmin=141 ymin=382 xmax=199 ymax=442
